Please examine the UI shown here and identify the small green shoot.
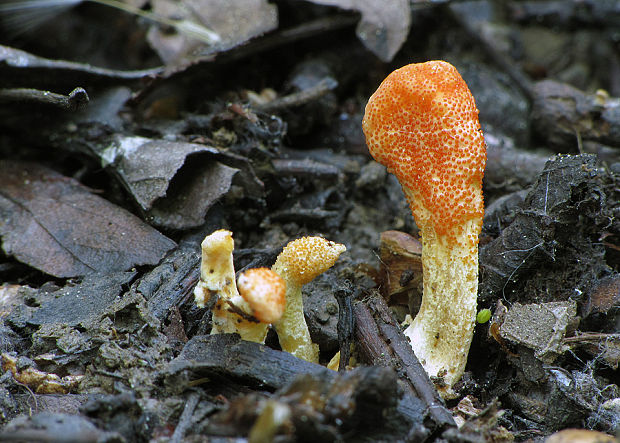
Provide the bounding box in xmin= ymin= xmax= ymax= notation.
xmin=476 ymin=308 xmax=492 ymax=324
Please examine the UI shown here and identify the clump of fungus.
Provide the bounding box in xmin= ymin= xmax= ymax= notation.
xmin=272 ymin=236 xmax=346 ymax=363
xmin=194 ymin=230 xmax=286 ymax=343
xmin=362 ymin=61 xmax=486 ymax=397
xmin=194 ymin=230 xmax=236 ymax=311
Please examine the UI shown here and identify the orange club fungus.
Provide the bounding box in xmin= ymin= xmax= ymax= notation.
xmin=193 ymin=231 xmax=345 ymax=364
xmin=362 ymin=60 xmax=486 ymax=398
xmin=272 ymin=236 xmax=346 ymax=363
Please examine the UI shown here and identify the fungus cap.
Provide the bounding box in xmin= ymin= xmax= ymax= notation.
xmin=362 ymin=60 xmax=486 ymax=240
xmin=237 ymin=268 xmax=286 ymax=323
xmin=198 ymin=229 xmax=234 ymax=288
xmin=194 ymin=229 xmax=236 ymax=309
xmin=275 ymin=237 xmax=346 ymax=286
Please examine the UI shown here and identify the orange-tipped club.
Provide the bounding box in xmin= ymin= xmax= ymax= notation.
xmin=272 ymin=236 xmax=346 ymax=363
xmin=236 ymin=268 xmax=286 ymax=324
xmin=362 ymin=61 xmax=486 ymax=397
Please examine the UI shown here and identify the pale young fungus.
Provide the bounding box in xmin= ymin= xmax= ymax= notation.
xmin=194 ymin=230 xmax=285 ymax=343
xmin=272 ymin=236 xmax=346 ymax=363
xmin=362 ymin=60 xmax=486 ymax=398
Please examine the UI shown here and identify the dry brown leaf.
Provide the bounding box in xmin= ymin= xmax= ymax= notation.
xmin=0 ymin=161 xmax=176 ymax=278
xmin=103 ymin=136 xmax=239 ymax=229
xmin=308 ymin=0 xmax=411 ymax=62
xmin=147 ymin=0 xmax=278 ymax=64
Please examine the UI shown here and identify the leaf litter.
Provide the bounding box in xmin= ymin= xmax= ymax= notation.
xmin=0 ymin=160 xmax=175 ymax=278
xmin=0 ymin=1 xmax=619 ymax=441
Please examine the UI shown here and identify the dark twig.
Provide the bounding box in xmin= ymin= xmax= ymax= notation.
xmin=170 ymin=392 xmax=201 ymax=443
xmin=334 ymin=283 xmax=355 ymax=371
xmin=253 ymin=78 xmax=338 ymax=113
xmin=0 ymin=86 xmax=89 ymax=111
xmin=447 ymin=5 xmax=535 ymax=101
xmin=271 ymin=158 xmax=341 ymax=181
xmin=563 ymin=332 xmax=620 ymax=343
xmin=353 ymin=292 xmax=456 ymax=432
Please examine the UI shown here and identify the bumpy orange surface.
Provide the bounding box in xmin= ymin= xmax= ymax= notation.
xmin=275 ymin=237 xmax=346 ymax=285
xmin=362 ymin=61 xmax=486 ymax=240
xmin=237 ymin=268 xmax=286 ymax=323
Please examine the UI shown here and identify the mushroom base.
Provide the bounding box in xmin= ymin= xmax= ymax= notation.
xmin=211 ymin=308 xmax=269 ymax=343
xmin=403 ymin=220 xmax=480 ymax=399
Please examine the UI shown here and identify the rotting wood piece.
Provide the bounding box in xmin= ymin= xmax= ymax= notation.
xmin=139 ymin=244 xmax=200 ymax=323
xmin=353 ymin=291 xmax=456 ymax=432
xmin=479 ymin=154 xmax=607 ymax=304
xmin=485 ymin=140 xmax=551 ymax=194
xmin=166 ymin=334 xmax=429 ymax=439
xmin=532 ymin=80 xmax=620 ymax=150
xmin=167 ymin=334 xmax=331 ymax=389
xmin=203 ymin=365 xmax=421 ymax=441
xmin=334 ymin=284 xmax=355 ymax=371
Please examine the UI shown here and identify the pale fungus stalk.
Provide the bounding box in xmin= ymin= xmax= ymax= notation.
xmin=194 ymin=230 xmax=285 ymax=343
xmin=194 ymin=230 xmax=236 ymax=312
xmin=272 ymin=236 xmax=346 ymax=363
xmin=362 ymin=61 xmax=486 ymax=398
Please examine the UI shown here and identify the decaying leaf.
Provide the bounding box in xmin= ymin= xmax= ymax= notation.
xmin=499 ymin=301 xmax=577 ymax=363
xmin=0 ymin=161 xmax=176 ymax=278
xmin=378 ymin=230 xmax=423 ymax=309
xmin=28 ymin=272 xmax=136 ymax=327
xmin=1 ymin=353 xmax=83 ymax=394
xmin=307 ymin=0 xmax=411 ymax=62
xmin=147 ymin=160 xmax=238 ymax=229
xmin=102 ymin=136 xmax=239 ymax=229
xmin=582 ymin=274 xmax=620 ymax=318
xmin=102 ymin=135 xmax=217 ymax=210
xmin=147 ymin=0 xmax=278 ymax=63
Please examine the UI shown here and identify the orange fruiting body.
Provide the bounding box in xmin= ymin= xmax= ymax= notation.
xmin=237 ymin=268 xmax=286 ymax=324
xmin=272 ymin=236 xmax=346 ymax=363
xmin=362 ymin=61 xmax=486 ymax=398
xmin=362 ymin=60 xmax=485 ymax=243
xmin=194 ymin=230 xmax=275 ymax=344
xmin=274 ymin=236 xmax=346 ymax=286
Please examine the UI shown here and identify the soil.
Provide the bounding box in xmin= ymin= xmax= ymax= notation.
xmin=0 ymin=1 xmax=619 ymax=442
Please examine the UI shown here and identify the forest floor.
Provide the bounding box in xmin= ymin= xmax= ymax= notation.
xmin=0 ymin=1 xmax=619 ymax=442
